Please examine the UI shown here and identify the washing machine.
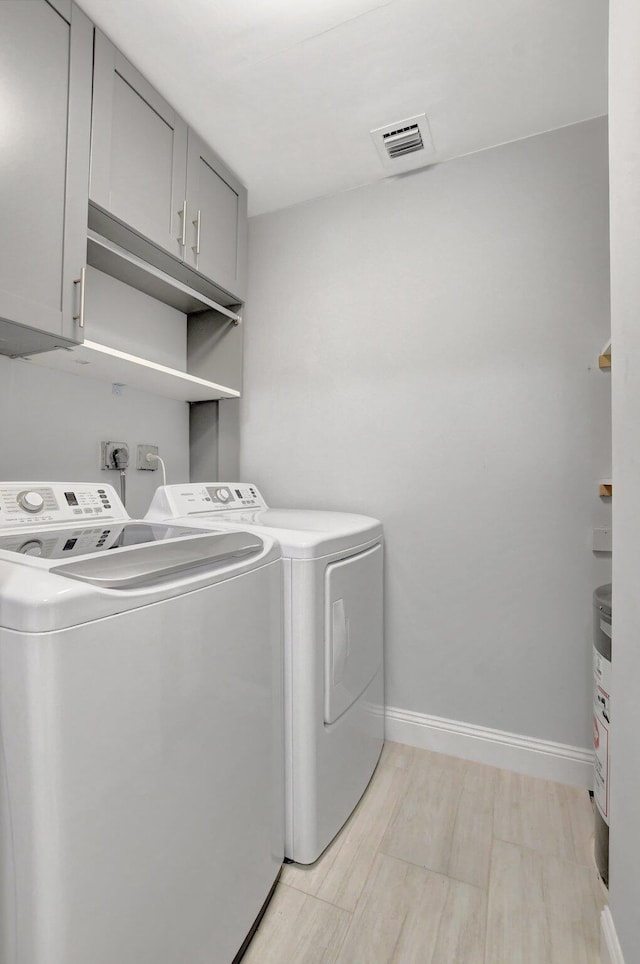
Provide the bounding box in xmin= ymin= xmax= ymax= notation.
xmin=146 ymin=482 xmax=384 ymax=864
xmin=0 ymin=481 xmax=283 ymax=964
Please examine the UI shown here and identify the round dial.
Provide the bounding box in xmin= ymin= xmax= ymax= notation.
xmin=18 ymin=491 xmax=45 ymax=513
xmin=216 ymin=487 xmax=231 ymax=503
xmin=18 ymin=539 xmax=43 ymax=556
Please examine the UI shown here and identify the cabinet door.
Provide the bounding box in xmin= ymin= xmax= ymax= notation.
xmin=90 ymin=32 xmax=187 ymax=260
xmin=0 ymin=1 xmax=92 ymax=350
xmin=185 ymin=131 xmax=247 ymax=299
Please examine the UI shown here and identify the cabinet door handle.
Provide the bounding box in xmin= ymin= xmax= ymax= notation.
xmin=72 ymin=266 xmax=86 ymax=328
xmin=178 ymin=200 xmax=188 ymax=247
xmin=192 ymin=209 xmax=201 ymax=255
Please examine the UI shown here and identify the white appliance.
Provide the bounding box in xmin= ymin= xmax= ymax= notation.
xmin=146 ymin=482 xmax=384 ymax=864
xmin=0 ymin=482 xmax=283 ymax=964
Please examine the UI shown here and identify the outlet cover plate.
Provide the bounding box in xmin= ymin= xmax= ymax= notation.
xmin=137 ymin=444 xmax=159 ymax=470
xmin=101 ymin=441 xmax=128 ymax=470
xmin=593 ymin=527 xmax=612 ymax=552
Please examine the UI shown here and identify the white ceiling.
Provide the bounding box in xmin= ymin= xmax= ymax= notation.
xmin=76 ymin=0 xmax=608 ymax=216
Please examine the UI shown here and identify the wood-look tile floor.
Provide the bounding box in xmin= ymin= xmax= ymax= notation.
xmin=244 ymin=742 xmax=606 ymax=964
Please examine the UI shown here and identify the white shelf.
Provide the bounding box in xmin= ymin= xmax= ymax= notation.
xmin=22 ymin=339 xmax=239 ymax=402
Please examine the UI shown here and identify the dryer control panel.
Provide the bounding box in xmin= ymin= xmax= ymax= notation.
xmin=0 ymin=483 xmax=127 ymax=529
xmin=156 ymin=483 xmax=267 ymax=518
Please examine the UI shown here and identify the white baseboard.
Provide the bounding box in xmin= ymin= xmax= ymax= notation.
xmin=384 ymin=706 xmax=593 ymax=787
xmin=601 ymin=907 xmax=625 ymax=964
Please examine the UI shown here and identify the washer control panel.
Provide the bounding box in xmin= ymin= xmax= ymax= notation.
xmin=0 ymin=483 xmax=126 ymax=529
xmin=164 ymin=483 xmax=267 ymax=516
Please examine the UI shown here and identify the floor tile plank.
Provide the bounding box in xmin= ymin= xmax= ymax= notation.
xmin=242 ymin=883 xmax=351 ymax=964
xmin=447 ymin=761 xmax=497 ymax=889
xmin=485 ymin=838 xmax=551 ymax=964
xmin=379 ymin=740 xmax=416 ymax=770
xmin=394 ymin=868 xmax=487 ymax=964
xmin=379 ymin=755 xmax=465 ymax=876
xmin=547 ymin=918 xmax=600 ymax=964
xmin=486 ymin=838 xmax=603 ymax=964
xmin=565 ymin=785 xmax=597 ymax=868
xmin=335 ymin=853 xmax=436 ymax=964
xmin=282 ymin=761 xmax=409 ymax=912
xmin=334 ymin=853 xmax=486 ymax=964
xmin=493 ymin=770 xmax=592 ymax=865
xmin=542 ymin=853 xmax=602 ymax=940
xmin=380 ymin=751 xmax=496 ymax=888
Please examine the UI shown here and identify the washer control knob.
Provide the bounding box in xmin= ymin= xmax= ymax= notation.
xmin=19 ymin=539 xmax=43 ymax=556
xmin=216 ymin=487 xmax=231 ymax=503
xmin=18 ymin=491 xmax=44 ymax=513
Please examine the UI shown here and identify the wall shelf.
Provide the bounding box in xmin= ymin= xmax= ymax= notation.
xmin=21 ymin=339 xmax=239 ymax=402
xmin=599 ymin=480 xmax=613 ymax=497
xmin=598 ymin=339 xmax=611 ymax=369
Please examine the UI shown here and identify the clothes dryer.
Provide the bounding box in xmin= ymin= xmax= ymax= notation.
xmin=0 ymin=481 xmax=283 ymax=964
xmin=146 ymin=482 xmax=384 ymax=864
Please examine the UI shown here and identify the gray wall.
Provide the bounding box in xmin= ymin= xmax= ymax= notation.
xmin=0 ymin=269 xmax=190 ymax=519
xmin=609 ymin=0 xmax=640 ymax=955
xmin=240 ymin=118 xmax=611 ymax=748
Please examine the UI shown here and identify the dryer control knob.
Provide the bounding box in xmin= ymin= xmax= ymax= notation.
xmin=18 ymin=491 xmax=44 ymax=513
xmin=216 ymin=487 xmax=231 ymax=503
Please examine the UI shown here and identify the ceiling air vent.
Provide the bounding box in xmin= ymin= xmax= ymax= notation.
xmin=383 ymin=123 xmax=424 ymax=159
xmin=370 ymin=113 xmax=435 ymax=174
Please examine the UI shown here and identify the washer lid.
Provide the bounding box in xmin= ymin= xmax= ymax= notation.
xmin=51 ymin=531 xmax=263 ymax=588
xmin=0 ymin=522 xmax=206 ymax=560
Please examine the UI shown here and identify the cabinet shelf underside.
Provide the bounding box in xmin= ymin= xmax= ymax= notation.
xmin=86 ymin=230 xmax=241 ymax=320
xmin=22 ymin=339 xmax=239 ymax=402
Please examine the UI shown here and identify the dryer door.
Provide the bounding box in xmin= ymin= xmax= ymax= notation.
xmin=324 ymin=542 xmax=383 ymax=725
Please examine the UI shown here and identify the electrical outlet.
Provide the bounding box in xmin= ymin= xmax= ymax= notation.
xmin=137 ymin=444 xmax=159 ymax=470
xmin=593 ymin=527 xmax=612 ymax=552
xmin=101 ymin=441 xmax=129 ymax=470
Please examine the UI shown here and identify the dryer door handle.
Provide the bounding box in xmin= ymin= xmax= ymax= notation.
xmin=331 ymin=598 xmax=350 ymax=686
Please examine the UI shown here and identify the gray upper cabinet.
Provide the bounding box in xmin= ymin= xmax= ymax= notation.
xmin=185 ymin=131 xmax=248 ymax=301
xmin=90 ymin=34 xmax=247 ymax=301
xmin=90 ymin=32 xmax=187 ymax=261
xmin=0 ymin=0 xmax=92 ymax=356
